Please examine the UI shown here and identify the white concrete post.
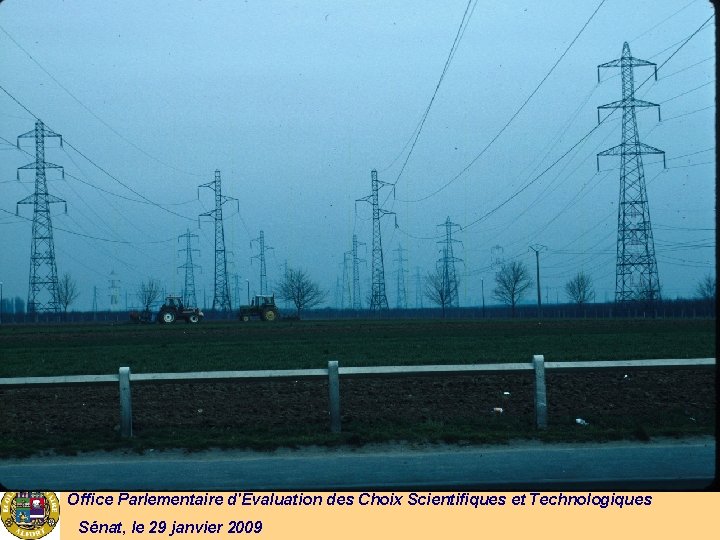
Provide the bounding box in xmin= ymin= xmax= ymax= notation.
xmin=119 ymin=366 xmax=132 ymax=438
xmin=328 ymin=360 xmax=341 ymax=433
xmin=533 ymin=355 xmax=548 ymax=430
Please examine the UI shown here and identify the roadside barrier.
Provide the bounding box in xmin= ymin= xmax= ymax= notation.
xmin=1 ymin=357 xmax=714 ymax=437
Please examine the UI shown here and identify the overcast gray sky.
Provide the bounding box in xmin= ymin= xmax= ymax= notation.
xmin=0 ymin=0 xmax=715 ymax=310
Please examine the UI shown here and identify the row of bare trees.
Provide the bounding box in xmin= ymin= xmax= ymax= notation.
xmin=425 ymin=261 xmax=715 ymax=317
xmin=54 ymin=267 xmax=717 ymax=317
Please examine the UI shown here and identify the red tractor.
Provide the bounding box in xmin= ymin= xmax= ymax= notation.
xmin=157 ymin=295 xmax=204 ymax=324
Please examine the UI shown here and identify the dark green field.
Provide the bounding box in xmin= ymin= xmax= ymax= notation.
xmin=0 ymin=318 xmax=715 ymax=376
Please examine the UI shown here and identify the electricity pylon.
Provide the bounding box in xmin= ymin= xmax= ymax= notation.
xmin=351 ymin=234 xmax=366 ymax=310
xmin=437 ymin=217 xmax=462 ymax=308
xmin=393 ymin=244 xmax=408 ymax=309
xmin=597 ymin=42 xmax=665 ymax=303
xmin=415 ymin=266 xmax=424 ymax=308
xmin=340 ymin=252 xmax=352 ymax=308
xmin=178 ymin=229 xmax=201 ymax=307
xmin=356 ymin=170 xmax=395 ymax=310
xmin=251 ymin=230 xmax=273 ymax=295
xmin=199 ymin=170 xmax=236 ymax=311
xmin=16 ymin=120 xmax=67 ymax=314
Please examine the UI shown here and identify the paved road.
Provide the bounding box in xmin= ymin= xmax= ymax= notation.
xmin=1 ymin=438 xmax=715 ymax=491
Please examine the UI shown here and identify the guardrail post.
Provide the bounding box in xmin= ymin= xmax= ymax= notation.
xmin=533 ymin=355 xmax=548 ymax=430
xmin=328 ymin=360 xmax=341 ymax=433
xmin=119 ymin=366 xmax=132 ymax=438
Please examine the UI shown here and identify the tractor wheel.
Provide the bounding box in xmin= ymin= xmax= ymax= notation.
xmin=160 ymin=310 xmax=176 ymax=324
xmin=241 ymin=314 xmax=250 ymax=322
xmin=262 ymin=308 xmax=279 ymax=322
xmin=188 ymin=313 xmax=200 ymax=324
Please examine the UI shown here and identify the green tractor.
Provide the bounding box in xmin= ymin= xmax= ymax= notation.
xmin=238 ymin=294 xmax=280 ymax=322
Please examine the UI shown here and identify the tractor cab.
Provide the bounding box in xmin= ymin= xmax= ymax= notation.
xmin=251 ymin=294 xmax=276 ymax=308
xmin=164 ymin=295 xmax=184 ymax=310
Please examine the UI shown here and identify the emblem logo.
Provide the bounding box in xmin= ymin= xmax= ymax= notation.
xmin=2 ymin=492 xmax=60 ymax=539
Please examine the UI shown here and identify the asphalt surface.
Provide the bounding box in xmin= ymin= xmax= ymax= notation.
xmin=0 ymin=438 xmax=715 ymax=491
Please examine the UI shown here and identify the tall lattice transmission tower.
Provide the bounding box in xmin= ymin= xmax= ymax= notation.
xmin=437 ymin=217 xmax=462 ymax=308
xmin=351 ymin=234 xmax=365 ymax=310
xmin=597 ymin=42 xmax=665 ymax=303
xmin=199 ymin=170 xmax=235 ymax=311
xmin=415 ymin=267 xmax=424 ymax=308
xmin=356 ymin=170 xmax=395 ymax=310
xmin=340 ymin=252 xmax=352 ymax=308
xmin=108 ymin=270 xmax=121 ymax=310
xmin=393 ymin=244 xmax=408 ymax=309
xmin=16 ymin=120 xmax=67 ymax=314
xmin=178 ymin=229 xmax=201 ymax=307
xmin=251 ymin=230 xmax=273 ymax=295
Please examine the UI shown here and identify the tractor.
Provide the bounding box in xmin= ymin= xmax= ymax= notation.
xmin=238 ymin=294 xmax=280 ymax=322
xmin=157 ymin=295 xmax=204 ymax=324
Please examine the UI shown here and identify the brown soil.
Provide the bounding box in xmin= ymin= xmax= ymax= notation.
xmin=4 ymin=368 xmax=714 ymax=449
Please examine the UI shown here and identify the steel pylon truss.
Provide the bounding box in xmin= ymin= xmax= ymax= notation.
xmin=251 ymin=231 xmax=273 ymax=295
xmin=437 ymin=217 xmax=462 ymax=308
xmin=16 ymin=120 xmax=67 ymax=313
xmin=199 ymin=170 xmax=236 ymax=311
xmin=356 ymin=170 xmax=395 ymax=310
xmin=178 ymin=229 xmax=201 ymax=307
xmin=597 ymin=42 xmax=665 ymax=303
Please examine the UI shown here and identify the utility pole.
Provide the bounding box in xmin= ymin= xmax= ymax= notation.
xmin=199 ymin=170 xmax=236 ymax=311
xmin=178 ymin=229 xmax=201 ymax=307
xmin=356 ymin=170 xmax=395 ymax=310
xmin=251 ymin=230 xmax=273 ymax=295
xmin=597 ymin=42 xmax=664 ymax=303
xmin=529 ymin=244 xmax=546 ymax=317
xmin=16 ymin=120 xmax=67 ymax=315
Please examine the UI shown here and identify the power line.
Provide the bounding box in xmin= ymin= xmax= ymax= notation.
xmin=0 ymin=83 xmax=196 ymax=221
xmin=388 ymin=0 xmax=478 ymax=184
xmin=457 ymin=14 xmax=712 ymax=236
xmin=395 ymin=0 xmax=606 ymax=204
xmin=394 ymin=13 xmax=713 ymax=247
xmin=0 ymin=24 xmax=204 ymax=178
xmin=628 ymin=0 xmax=701 ymax=44
xmin=0 ymin=209 xmax=175 ymax=244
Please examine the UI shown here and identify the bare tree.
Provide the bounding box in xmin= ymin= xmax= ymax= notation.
xmin=56 ymin=273 xmax=80 ymax=313
xmin=424 ymin=266 xmax=458 ymax=318
xmin=493 ymin=261 xmax=533 ymax=317
xmin=137 ymin=279 xmax=162 ymax=312
xmin=695 ymin=274 xmax=716 ymax=304
xmin=277 ymin=268 xmax=326 ymax=318
xmin=565 ymin=271 xmax=594 ymax=305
